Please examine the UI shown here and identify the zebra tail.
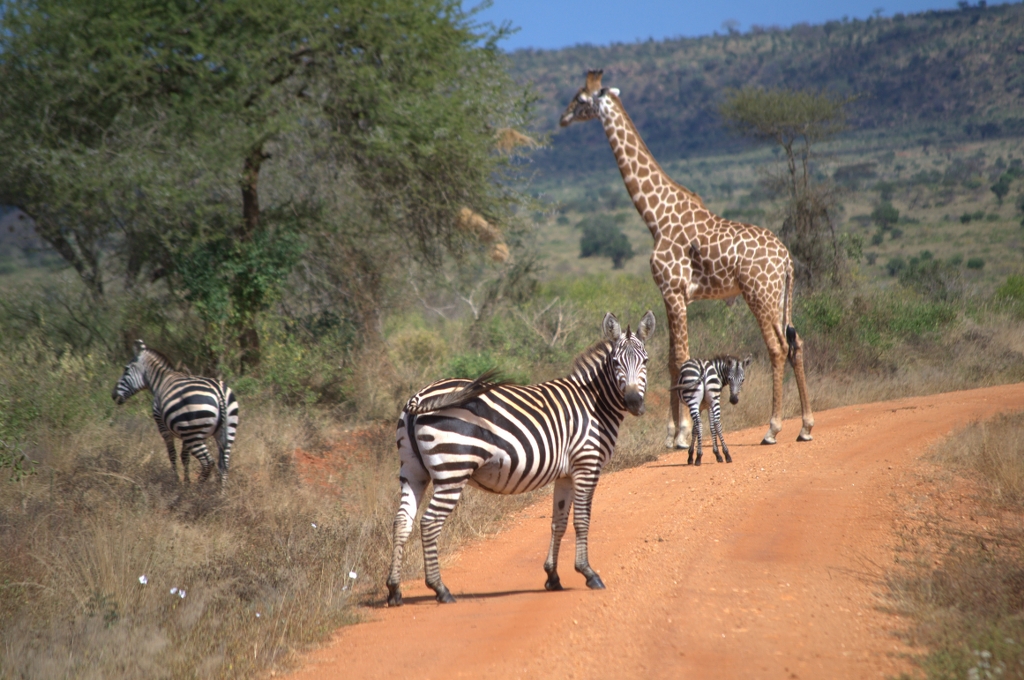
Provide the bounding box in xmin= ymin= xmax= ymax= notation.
xmin=217 ymin=385 xmax=230 ymax=473
xmin=406 ymin=369 xmax=511 ymax=415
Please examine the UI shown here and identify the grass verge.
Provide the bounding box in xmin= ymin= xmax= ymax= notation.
xmin=887 ymin=411 xmax=1024 ymax=680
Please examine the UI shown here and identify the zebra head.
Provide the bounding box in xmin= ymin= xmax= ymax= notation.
xmin=602 ymin=310 xmax=656 ymax=416
xmin=112 ymin=340 xmax=149 ymax=405
xmin=724 ymin=354 xmax=753 ymax=405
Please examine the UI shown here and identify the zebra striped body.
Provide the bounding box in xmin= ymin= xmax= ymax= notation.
xmin=387 ymin=311 xmax=655 ymax=606
xmin=672 ymin=355 xmax=751 ymax=466
xmin=112 ymin=340 xmax=239 ymax=485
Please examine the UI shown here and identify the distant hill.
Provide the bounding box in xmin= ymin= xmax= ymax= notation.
xmin=508 ymin=2 xmax=1024 ymax=175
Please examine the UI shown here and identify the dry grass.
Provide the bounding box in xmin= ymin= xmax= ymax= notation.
xmin=884 ymin=411 xmax=1024 ymax=680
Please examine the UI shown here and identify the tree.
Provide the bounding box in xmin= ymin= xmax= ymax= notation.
xmin=0 ymin=0 xmax=533 ymax=371
xmin=871 ymin=202 xmax=900 ymax=230
xmin=991 ymin=173 xmax=1013 ymax=205
xmin=577 ymin=215 xmax=635 ymax=269
xmin=720 ymin=87 xmax=856 ymax=288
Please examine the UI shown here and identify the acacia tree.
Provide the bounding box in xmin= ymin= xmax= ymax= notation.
xmin=0 ymin=0 xmax=531 ymax=371
xmin=720 ymin=87 xmax=856 ymax=288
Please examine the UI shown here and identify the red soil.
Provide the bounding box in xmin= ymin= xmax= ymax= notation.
xmin=288 ymin=383 xmax=1024 ymax=680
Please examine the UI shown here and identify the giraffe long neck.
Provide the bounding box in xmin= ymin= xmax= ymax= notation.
xmin=597 ymin=95 xmax=704 ymax=239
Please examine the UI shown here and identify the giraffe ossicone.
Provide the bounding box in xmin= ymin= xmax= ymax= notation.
xmin=560 ymin=69 xmax=814 ymax=447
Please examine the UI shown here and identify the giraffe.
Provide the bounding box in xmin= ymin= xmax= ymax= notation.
xmin=560 ymin=70 xmax=814 ymax=447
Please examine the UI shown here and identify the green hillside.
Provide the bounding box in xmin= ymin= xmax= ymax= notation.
xmin=510 ymin=2 xmax=1024 ymax=174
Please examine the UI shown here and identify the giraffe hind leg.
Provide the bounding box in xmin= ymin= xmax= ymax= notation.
xmin=787 ymin=325 xmax=815 ymax=442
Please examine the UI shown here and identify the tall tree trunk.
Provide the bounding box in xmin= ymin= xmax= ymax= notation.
xmin=237 ymin=145 xmax=268 ymax=373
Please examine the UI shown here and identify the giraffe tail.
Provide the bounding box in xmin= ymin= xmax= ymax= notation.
xmin=782 ymin=266 xmax=799 ymax=364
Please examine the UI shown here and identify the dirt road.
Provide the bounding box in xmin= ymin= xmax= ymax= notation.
xmin=289 ymin=383 xmax=1024 ymax=680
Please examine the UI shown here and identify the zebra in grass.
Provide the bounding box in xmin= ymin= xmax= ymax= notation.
xmin=112 ymin=340 xmax=239 ymax=485
xmin=386 ymin=311 xmax=655 ymax=606
xmin=671 ymin=355 xmax=752 ymax=466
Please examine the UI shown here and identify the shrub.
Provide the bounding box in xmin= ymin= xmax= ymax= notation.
xmin=576 ymin=214 xmax=635 ymax=269
xmin=898 ymin=255 xmax=964 ymax=302
xmin=871 ymin=201 xmax=900 ymax=230
xmin=887 ymin=256 xmax=907 ymax=277
xmin=967 ymin=257 xmax=986 ymax=270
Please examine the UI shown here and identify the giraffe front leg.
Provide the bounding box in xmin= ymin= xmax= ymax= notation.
xmin=571 ymin=468 xmax=604 ymax=589
xmin=756 ymin=319 xmax=787 ymax=445
xmin=662 ymin=293 xmax=692 ymax=449
xmin=543 ymin=477 xmax=573 ymax=591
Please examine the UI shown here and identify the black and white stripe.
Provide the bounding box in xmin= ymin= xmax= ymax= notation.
xmin=112 ymin=340 xmax=239 ymax=485
xmin=671 ymin=355 xmax=751 ymax=466
xmin=386 ymin=311 xmax=656 ymax=606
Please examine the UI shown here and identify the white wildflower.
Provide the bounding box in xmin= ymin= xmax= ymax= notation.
xmin=349 ymin=571 xmax=357 ymax=579
xmin=138 ymin=575 xmax=148 ymax=585
xmin=170 ymin=587 xmax=178 ymax=595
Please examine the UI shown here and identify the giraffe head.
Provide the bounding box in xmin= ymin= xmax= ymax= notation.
xmin=560 ymin=69 xmax=620 ymax=127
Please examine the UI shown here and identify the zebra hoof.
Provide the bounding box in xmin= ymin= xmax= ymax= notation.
xmin=760 ymin=437 xmax=777 ymax=446
xmin=386 ymin=585 xmax=403 ymax=607
xmin=434 ymin=586 xmax=456 ymax=604
xmin=797 ymin=433 xmax=813 ymax=442
xmin=585 ymin=573 xmax=606 ymax=590
xmin=725 ymin=455 xmax=733 ymax=464
xmin=694 ymin=458 xmax=702 ymax=466
xmin=544 ymin=575 xmax=564 ymax=591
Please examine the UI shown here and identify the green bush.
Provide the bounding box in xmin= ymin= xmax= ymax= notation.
xmin=967 ymin=257 xmax=985 ymax=270
xmin=887 ymin=256 xmax=907 ymax=277
xmin=576 ymin=214 xmax=635 ymax=269
xmin=898 ymin=253 xmax=964 ymax=302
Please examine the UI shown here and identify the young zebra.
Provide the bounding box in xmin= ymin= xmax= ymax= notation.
xmin=387 ymin=311 xmax=655 ymax=606
xmin=112 ymin=340 xmax=239 ymax=485
xmin=671 ymin=355 xmax=752 ymax=466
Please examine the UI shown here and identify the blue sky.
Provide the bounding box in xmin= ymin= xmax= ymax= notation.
xmin=471 ymin=0 xmax=987 ymax=51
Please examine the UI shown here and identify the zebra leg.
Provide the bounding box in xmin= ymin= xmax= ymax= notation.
xmin=708 ymin=400 xmax=724 ymax=464
xmin=214 ymin=425 xmax=233 ymax=487
xmin=159 ymin=429 xmax=179 ymax=482
xmin=543 ymin=477 xmax=574 ymax=591
xmin=688 ymin=404 xmax=704 ymax=466
xmin=710 ymin=403 xmax=730 ymax=463
xmin=386 ymin=461 xmax=429 ymax=607
xmin=187 ymin=439 xmax=215 ymax=482
xmin=420 ymin=478 xmax=470 ymax=604
xmin=571 ymin=468 xmax=605 ymax=590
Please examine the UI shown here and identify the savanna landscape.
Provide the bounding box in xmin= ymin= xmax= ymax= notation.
xmin=1 ymin=1 xmax=1024 ymax=678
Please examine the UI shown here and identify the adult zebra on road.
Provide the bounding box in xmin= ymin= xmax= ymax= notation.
xmin=112 ymin=340 xmax=239 ymax=485
xmin=671 ymin=355 xmax=752 ymax=466
xmin=386 ymin=311 xmax=656 ymax=606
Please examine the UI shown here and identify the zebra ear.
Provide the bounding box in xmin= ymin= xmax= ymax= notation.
xmin=743 ymin=354 xmax=753 ymax=368
xmin=636 ymin=310 xmax=656 ymax=342
xmin=602 ymin=312 xmax=622 ymax=340
xmin=133 ymin=339 xmax=146 ymax=356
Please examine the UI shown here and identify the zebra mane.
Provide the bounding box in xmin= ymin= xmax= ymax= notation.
xmin=141 ymin=347 xmax=189 ymax=375
xmin=569 ymin=339 xmax=613 ymax=383
xmin=406 ymin=369 xmax=513 ymax=415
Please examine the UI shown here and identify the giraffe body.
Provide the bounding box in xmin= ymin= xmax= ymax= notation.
xmin=560 ymin=70 xmax=814 ymax=446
